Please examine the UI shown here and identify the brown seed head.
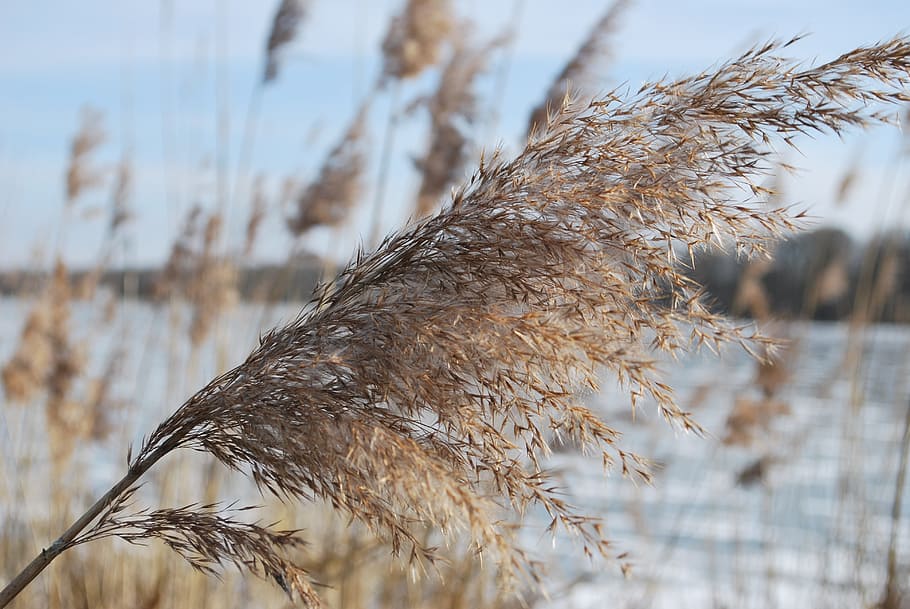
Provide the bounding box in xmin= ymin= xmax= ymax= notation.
xmin=414 ymin=31 xmax=501 ymax=219
xmin=380 ymin=0 xmax=453 ymax=85
xmin=287 ymin=104 xmax=370 ymax=236
xmin=65 ymin=107 xmax=107 ymax=203
xmin=264 ymin=0 xmax=309 ymax=83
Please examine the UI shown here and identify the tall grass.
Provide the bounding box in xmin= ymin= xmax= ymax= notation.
xmin=2 ymin=29 xmax=910 ymax=607
xmin=0 ymin=1 xmax=910 ymax=607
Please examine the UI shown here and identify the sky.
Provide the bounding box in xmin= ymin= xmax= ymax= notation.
xmin=1 ymin=0 xmax=909 ymax=269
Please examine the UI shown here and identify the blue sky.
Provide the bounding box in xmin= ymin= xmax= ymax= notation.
xmin=1 ymin=1 xmax=909 ymax=269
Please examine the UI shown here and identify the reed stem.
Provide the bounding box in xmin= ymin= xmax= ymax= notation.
xmin=0 ymin=443 xmax=173 ymax=608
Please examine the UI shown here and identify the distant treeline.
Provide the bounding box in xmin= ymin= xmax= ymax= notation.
xmin=689 ymin=227 xmax=910 ymax=322
xmin=0 ymin=258 xmax=325 ymax=303
xmin=2 ymin=228 xmax=910 ymax=322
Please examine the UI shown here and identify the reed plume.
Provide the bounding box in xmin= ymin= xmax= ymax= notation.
xmin=413 ymin=32 xmax=499 ymax=219
xmin=287 ymin=104 xmax=370 ymax=236
xmin=379 ymin=0 xmax=453 ymax=85
xmin=371 ymin=0 xmax=453 ymax=246
xmin=526 ymin=0 xmax=631 ymax=137
xmin=1 ymin=260 xmax=87 ymax=464
xmin=43 ymin=261 xmax=86 ymax=453
xmin=1 ymin=294 xmax=54 ymax=403
xmin=4 ymin=35 xmax=910 ymax=608
xmin=65 ymin=107 xmax=106 ymax=204
xmin=76 ymin=156 xmax=135 ymax=302
xmin=154 ymin=205 xmax=204 ymax=301
xmin=152 ymin=206 xmax=238 ymax=345
xmin=263 ymin=0 xmax=309 ymax=84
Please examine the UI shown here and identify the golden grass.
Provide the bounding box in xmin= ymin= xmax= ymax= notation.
xmin=413 ymin=30 xmax=500 ymax=219
xmin=380 ymin=0 xmax=454 ymax=85
xmin=3 ymin=2 xmax=910 ymax=606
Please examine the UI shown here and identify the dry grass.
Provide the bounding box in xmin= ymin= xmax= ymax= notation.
xmin=65 ymin=107 xmax=106 ymax=204
xmin=287 ymin=104 xmax=370 ymax=237
xmin=413 ymin=30 xmax=501 ymax=219
xmin=107 ymin=159 xmax=133 ymax=237
xmin=187 ymin=213 xmax=239 ymax=346
xmin=5 ymin=34 xmax=909 ymax=608
xmin=263 ymin=0 xmax=309 ymax=84
xmin=4 ymin=5 xmax=910 ymax=606
xmin=380 ymin=0 xmax=454 ymax=85
xmin=1 ymin=260 xmax=88 ymax=465
xmin=150 ymin=205 xmax=238 ymax=345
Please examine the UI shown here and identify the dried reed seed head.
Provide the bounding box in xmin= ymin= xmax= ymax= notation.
xmin=287 ymin=104 xmax=370 ymax=236
xmin=1 ymin=260 xmax=83 ymax=408
xmin=811 ymin=258 xmax=850 ymax=305
xmin=264 ymin=0 xmax=309 ymax=83
xmin=279 ymin=176 xmax=299 ymax=208
xmin=79 ymin=347 xmax=128 ymax=442
xmin=202 ymin=212 xmax=223 ymax=255
xmin=45 ymin=260 xmax=87 ymax=438
xmin=380 ymin=0 xmax=453 ymax=84
xmin=74 ymin=498 xmax=321 ymax=607
xmin=1 ymin=300 xmax=53 ymax=402
xmin=65 ymin=107 xmax=107 ymax=203
xmin=414 ymin=31 xmax=499 ymax=219
xmin=151 ymin=205 xmax=237 ymax=345
xmin=0 ymin=259 xmax=89 ymax=463
xmin=414 ymin=122 xmax=466 ymax=218
xmin=526 ymin=0 xmax=631 ymax=137
xmin=121 ymin=36 xmax=910 ymax=600
xmin=723 ymin=396 xmax=791 ymax=446
xmin=73 ymin=268 xmax=104 ymax=301
xmin=154 ymin=205 xmax=204 ymax=301
xmin=190 ymin=211 xmax=238 ymax=345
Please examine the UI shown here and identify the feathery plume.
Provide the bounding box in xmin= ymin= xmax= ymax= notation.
xmin=263 ymin=0 xmax=309 ymax=84
xmin=526 ymin=0 xmax=632 ymax=137
xmin=44 ymin=261 xmax=83 ymax=417
xmin=287 ymin=104 xmax=370 ymax=236
xmin=1 ymin=299 xmax=54 ymax=403
xmin=131 ymin=34 xmax=910 ymax=595
xmin=413 ymin=31 xmax=500 ymax=219
xmin=75 ymin=494 xmax=320 ymax=605
xmin=380 ymin=0 xmax=453 ymax=85
xmin=65 ymin=107 xmax=106 ymax=204
xmin=1 ymin=261 xmax=83 ymax=410
xmin=154 ymin=205 xmax=204 ymax=302
xmin=1 ymin=260 xmax=86 ymax=464
xmin=152 ymin=206 xmax=238 ymax=345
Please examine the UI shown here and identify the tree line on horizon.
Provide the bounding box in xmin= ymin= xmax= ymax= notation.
xmin=690 ymin=227 xmax=910 ymax=323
